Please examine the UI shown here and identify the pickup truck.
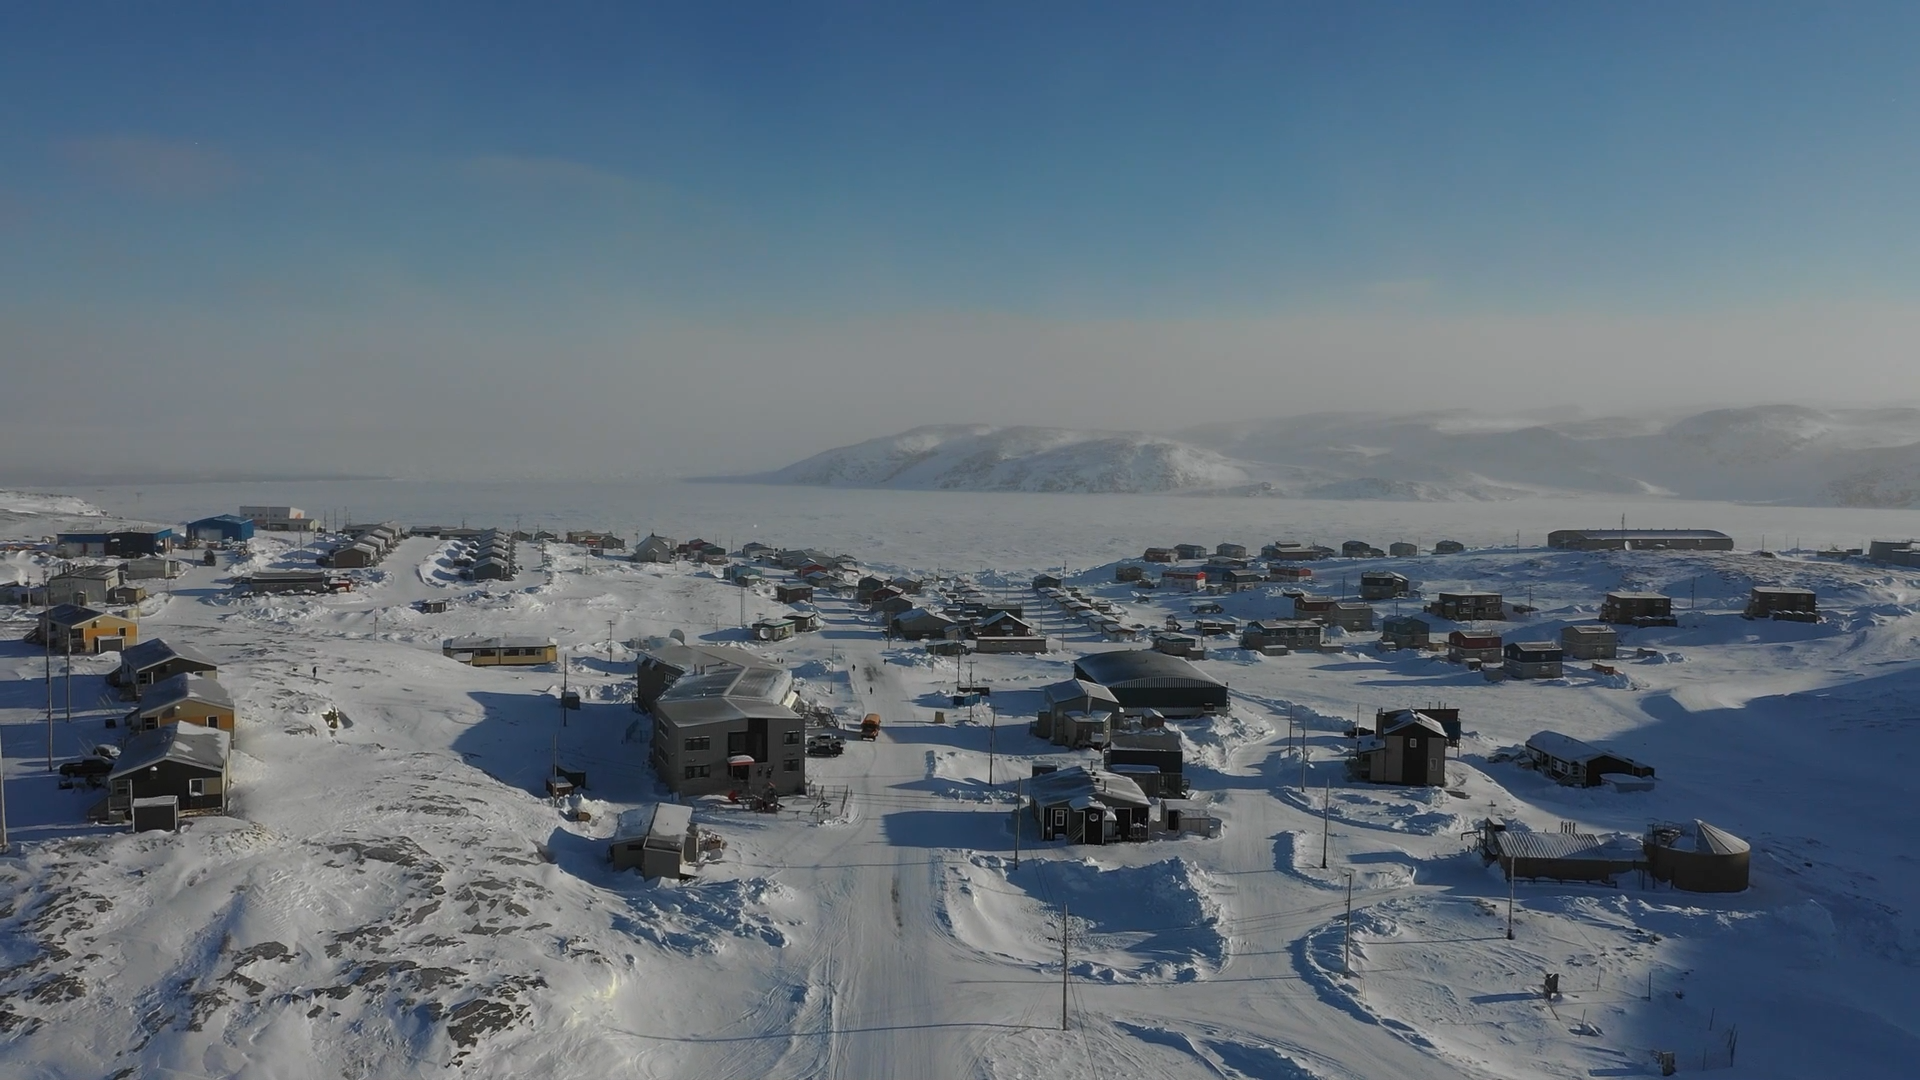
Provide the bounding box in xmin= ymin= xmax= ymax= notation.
xmin=860 ymin=714 xmax=882 ymax=740
xmin=806 ymin=733 xmax=844 ymax=757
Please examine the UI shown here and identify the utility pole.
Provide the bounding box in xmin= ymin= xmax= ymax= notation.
xmin=1012 ymin=779 xmax=1022 ymax=869
xmin=1320 ymin=776 xmax=1331 ymax=869
xmin=607 ymin=619 xmax=615 ymax=666
xmin=44 ymin=595 xmax=54 ymax=773
xmin=1507 ymin=871 xmax=1516 ymax=939
xmin=988 ymin=706 xmax=997 ymax=786
xmin=64 ymin=632 xmax=73 ymax=727
xmin=1344 ymin=869 xmax=1354 ymax=975
xmin=1060 ymin=902 xmax=1071 ymax=1031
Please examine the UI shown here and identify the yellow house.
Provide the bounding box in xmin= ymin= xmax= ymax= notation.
xmin=124 ymin=673 xmax=236 ymax=733
xmin=36 ymin=604 xmax=139 ymax=654
xmin=443 ymin=635 xmax=558 ymax=666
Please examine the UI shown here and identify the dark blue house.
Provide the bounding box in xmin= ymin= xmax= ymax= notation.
xmin=57 ymin=527 xmax=175 ymax=557
xmin=187 ymin=515 xmax=256 ymax=543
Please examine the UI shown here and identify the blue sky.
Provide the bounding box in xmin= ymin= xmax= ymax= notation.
xmin=4 ymin=3 xmax=1918 ymax=477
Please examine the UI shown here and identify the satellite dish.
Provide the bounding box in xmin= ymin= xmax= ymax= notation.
xmin=669 ymin=628 xmax=686 ymax=644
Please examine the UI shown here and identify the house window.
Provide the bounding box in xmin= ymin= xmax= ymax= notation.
xmin=684 ymin=736 xmax=711 ymax=752
xmin=783 ymin=730 xmax=800 ymax=745
xmin=783 ymin=758 xmax=799 ymax=772
xmin=684 ymin=764 xmax=710 ymax=779
xmin=188 ymin=778 xmax=206 ymax=796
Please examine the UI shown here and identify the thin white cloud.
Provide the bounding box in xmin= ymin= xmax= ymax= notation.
xmin=460 ymin=153 xmax=636 ymax=195
xmin=57 ymin=135 xmax=243 ymax=198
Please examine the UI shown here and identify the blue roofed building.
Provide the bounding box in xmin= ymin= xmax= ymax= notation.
xmin=187 ymin=515 xmax=256 ymax=543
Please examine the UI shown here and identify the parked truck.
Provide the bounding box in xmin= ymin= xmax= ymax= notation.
xmin=860 ymin=713 xmax=882 ymax=740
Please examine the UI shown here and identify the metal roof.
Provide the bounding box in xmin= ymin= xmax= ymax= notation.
xmin=1692 ymin=820 xmax=1750 ymax=855
xmin=1493 ymin=829 xmax=1638 ymax=862
xmin=1041 ymin=679 xmax=1121 ymax=708
xmin=111 ymin=723 xmax=230 ymax=778
xmin=137 ymin=673 xmax=234 ymax=714
xmin=443 ymin=635 xmax=555 ymax=650
xmin=1525 ymin=730 xmax=1607 ymax=764
xmin=1073 ymin=650 xmax=1225 ymax=689
xmin=42 ymin=603 xmax=105 ymax=624
xmin=117 ymin=638 xmax=218 ymax=672
xmin=1378 ymin=710 xmax=1448 ymax=738
xmin=1025 ymin=766 xmax=1150 ymax=809
xmin=53 ymin=564 xmax=122 ymax=580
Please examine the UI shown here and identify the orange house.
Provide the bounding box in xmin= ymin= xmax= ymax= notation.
xmin=124 ymin=673 xmax=236 ymax=734
xmin=35 ymin=604 xmax=139 ymax=654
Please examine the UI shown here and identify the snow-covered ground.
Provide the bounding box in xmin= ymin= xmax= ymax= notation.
xmin=1 ymin=488 xmax=1918 ymax=1078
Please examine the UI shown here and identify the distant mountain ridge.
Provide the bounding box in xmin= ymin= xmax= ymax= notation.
xmin=729 ymin=407 xmax=1920 ymax=507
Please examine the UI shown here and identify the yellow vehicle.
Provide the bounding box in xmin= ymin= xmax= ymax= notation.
xmin=860 ymin=713 xmax=882 ymax=740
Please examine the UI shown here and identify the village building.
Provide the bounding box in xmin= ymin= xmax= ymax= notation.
xmin=1744 ymin=586 xmax=1818 ymax=622
xmin=1446 ymin=630 xmax=1502 ymax=664
xmin=1114 ymin=564 xmax=1146 ymax=583
xmin=1072 ymin=650 xmax=1229 ymax=717
xmin=104 ymin=724 xmax=231 ymax=824
xmin=565 ymin=531 xmax=626 ymax=551
xmin=1104 ymin=726 xmax=1186 ymax=797
xmin=891 ymin=608 xmax=960 ymax=641
xmin=1143 ymin=547 xmax=1175 ymax=563
xmin=1379 ymin=615 xmax=1432 ymax=649
xmin=1432 ymin=540 xmax=1466 ymax=555
xmin=1388 ymin=542 xmax=1418 ymax=558
xmin=1600 ymin=591 xmax=1676 ymax=626
xmin=888 ymin=576 xmax=925 ymax=595
xmin=1358 ymin=571 xmax=1411 ymax=600
xmin=186 ymin=514 xmax=257 ymax=544
xmin=1502 ymin=640 xmax=1564 ymax=679
xmin=639 ymin=644 xmax=806 ymax=798
xmin=1643 ymin=821 xmax=1750 ymax=893
xmin=1524 ymin=731 xmax=1655 ymax=787
xmin=1216 ymin=568 xmax=1263 ymax=591
xmin=1325 ymin=602 xmax=1375 ymax=632
xmin=109 ymin=638 xmax=219 ymax=699
xmin=1477 ymin=820 xmax=1643 ymax=883
xmin=785 ymin=609 xmax=821 ymax=634
xmin=240 ymin=506 xmax=315 ymax=533
xmin=33 ymin=604 xmax=139 ymax=654
xmin=1348 ymin=710 xmax=1448 ymax=786
xmin=1031 ymin=573 xmax=1064 ymax=591
xmin=1240 ymin=619 xmax=1323 ymax=653
xmin=774 ymin=583 xmax=814 ymax=604
xmin=608 ymin=803 xmax=698 ymax=879
xmin=1027 ymin=766 xmax=1151 ymax=844
xmin=1560 ymin=624 xmax=1618 ymax=660
xmin=121 ymin=556 xmax=186 ymax=581
xmin=125 ymin=673 xmax=236 ymax=733
xmin=1151 ymin=632 xmax=1204 ymax=659
xmin=1215 ymin=542 xmax=1248 ymax=559
xmin=1340 ymin=540 xmax=1375 ymax=558
xmin=1160 ymin=568 xmax=1207 ymax=593
xmin=1264 ymin=542 xmax=1333 ymax=561
xmin=723 ymin=564 xmax=764 ymax=587
xmin=1290 ymin=593 xmax=1336 ymax=619
xmin=1173 ymin=543 xmax=1208 ymax=561
xmin=1868 ymin=539 xmax=1920 ymax=567
xmin=871 ymin=593 xmax=916 ymax=618
xmin=327 ymin=541 xmax=383 ymax=569
xmin=972 ymin=611 xmax=1046 ymax=653
xmin=1427 ymin=591 xmax=1504 ymax=621
xmin=47 ymin=564 xmax=126 ymax=606
xmin=1267 ymin=564 xmax=1313 ymax=582
xmin=750 ymin=618 xmax=797 ymax=642
xmin=632 ymin=534 xmax=678 ymax=563
xmin=56 ymin=526 xmax=175 ymax=558
xmin=442 ymin=636 xmax=558 ymax=666
xmin=1033 ymin=679 xmax=1118 ymax=743
xmin=1547 ymin=528 xmax=1733 ymax=552
xmin=469 ymin=557 xmax=514 ymax=581
xmin=242 ymin=569 xmax=349 ymax=595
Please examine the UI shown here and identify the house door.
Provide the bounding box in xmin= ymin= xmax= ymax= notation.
xmin=1051 ymin=807 xmax=1067 ymax=840
xmin=1082 ymin=809 xmax=1105 ymax=845
xmin=1404 ymin=737 xmax=1427 ymax=784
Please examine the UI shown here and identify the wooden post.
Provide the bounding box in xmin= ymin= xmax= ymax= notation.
xmin=1061 ymin=902 xmax=1070 ymax=1031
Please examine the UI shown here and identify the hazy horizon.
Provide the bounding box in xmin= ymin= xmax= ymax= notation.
xmin=6 ymin=4 xmax=1920 ymax=482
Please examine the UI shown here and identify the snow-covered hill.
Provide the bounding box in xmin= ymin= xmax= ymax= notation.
xmin=740 ymin=425 xmax=1259 ymax=494
xmin=740 ymin=407 xmax=1920 ymax=506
